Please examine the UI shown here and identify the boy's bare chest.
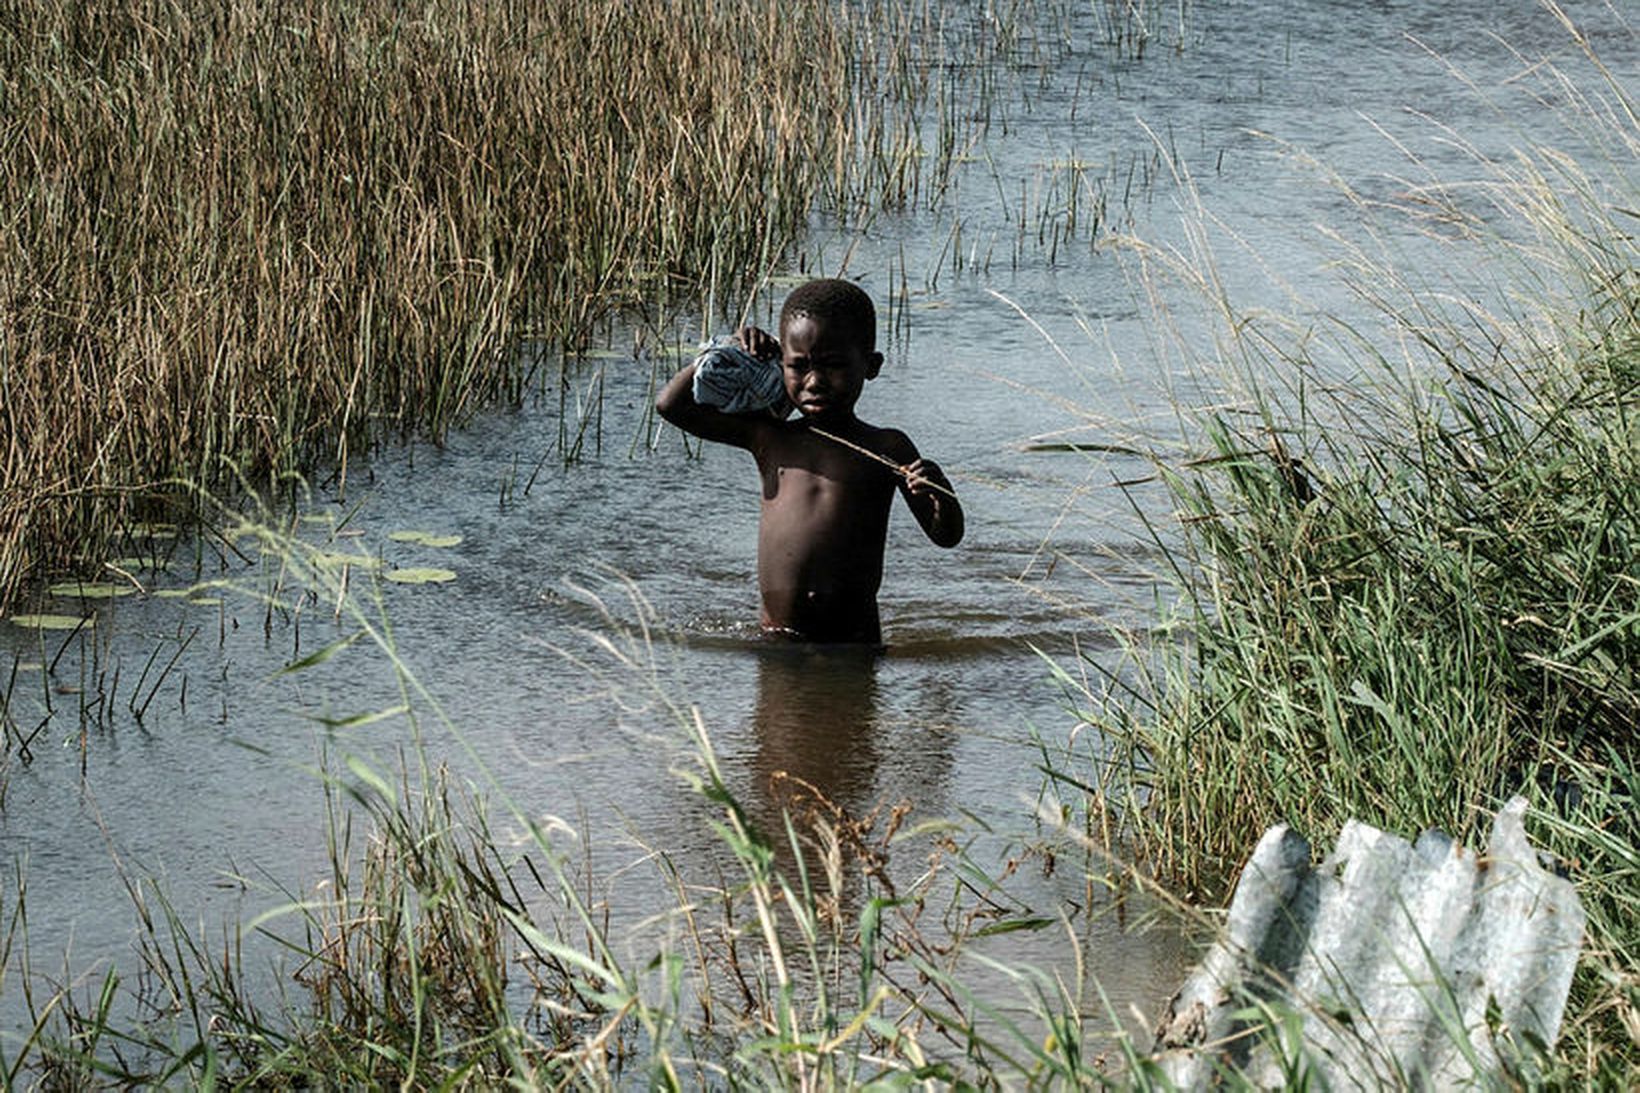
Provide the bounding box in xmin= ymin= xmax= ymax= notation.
xmin=756 ymin=441 xmax=896 ymax=505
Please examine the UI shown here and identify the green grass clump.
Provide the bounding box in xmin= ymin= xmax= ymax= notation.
xmin=1047 ymin=30 xmax=1640 ymax=1083
xmin=1112 ymin=330 xmax=1640 ymax=875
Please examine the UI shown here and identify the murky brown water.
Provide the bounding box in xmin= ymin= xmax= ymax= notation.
xmin=2 ymin=0 xmax=1632 ymax=1060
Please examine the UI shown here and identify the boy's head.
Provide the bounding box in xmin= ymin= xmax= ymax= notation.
xmin=777 ymin=279 xmax=884 ymax=423
xmin=779 ymin=279 xmax=877 ymax=354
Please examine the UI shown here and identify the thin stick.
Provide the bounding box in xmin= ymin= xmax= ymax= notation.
xmin=807 ymin=426 xmax=959 ymax=499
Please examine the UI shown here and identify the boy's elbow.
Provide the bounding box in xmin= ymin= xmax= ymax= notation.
xmin=654 ymin=381 xmax=691 ymax=424
xmin=931 ymin=511 xmax=964 ymax=548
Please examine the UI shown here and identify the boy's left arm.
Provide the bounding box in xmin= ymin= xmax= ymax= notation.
xmin=888 ymin=434 xmax=964 ymax=547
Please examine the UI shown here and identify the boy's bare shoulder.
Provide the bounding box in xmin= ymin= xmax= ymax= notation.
xmin=861 ymin=423 xmax=920 ymax=463
xmin=754 ymin=418 xmax=921 ymax=473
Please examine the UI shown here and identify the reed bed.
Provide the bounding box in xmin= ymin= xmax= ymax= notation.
xmin=0 ymin=0 xmax=1189 ymax=610
xmin=1041 ymin=21 xmax=1640 ymax=1083
xmin=0 ymin=0 xmax=1020 ymax=611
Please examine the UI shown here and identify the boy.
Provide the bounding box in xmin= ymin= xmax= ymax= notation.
xmin=656 ymin=278 xmax=964 ymax=644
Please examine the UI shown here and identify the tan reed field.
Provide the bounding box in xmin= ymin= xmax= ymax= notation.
xmin=0 ymin=0 xmax=997 ymax=609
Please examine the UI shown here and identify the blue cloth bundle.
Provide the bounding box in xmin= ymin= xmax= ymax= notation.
xmin=691 ymin=335 xmax=789 ymax=416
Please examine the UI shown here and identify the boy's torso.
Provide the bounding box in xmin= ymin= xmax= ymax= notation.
xmin=751 ymin=419 xmax=903 ymax=643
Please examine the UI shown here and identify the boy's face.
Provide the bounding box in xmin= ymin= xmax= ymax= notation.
xmin=779 ymin=313 xmax=882 ymax=425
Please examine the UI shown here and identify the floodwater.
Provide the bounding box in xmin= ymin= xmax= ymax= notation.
xmin=2 ymin=0 xmax=1632 ymax=1064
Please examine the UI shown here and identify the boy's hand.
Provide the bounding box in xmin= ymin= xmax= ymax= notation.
xmin=901 ymin=458 xmax=955 ymax=498
xmin=736 ymin=325 xmax=781 ymax=362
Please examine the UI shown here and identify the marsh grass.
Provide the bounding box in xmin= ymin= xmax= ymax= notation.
xmin=4 ymin=0 xmax=1102 ymax=610
xmin=1033 ymin=15 xmax=1640 ymax=1082
xmin=0 ymin=511 xmax=1190 ymax=1086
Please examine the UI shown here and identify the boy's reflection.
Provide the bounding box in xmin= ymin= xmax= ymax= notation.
xmin=747 ymin=643 xmax=887 ymax=910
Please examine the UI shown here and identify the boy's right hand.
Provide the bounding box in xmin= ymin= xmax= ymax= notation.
xmin=736 ymin=325 xmax=781 ymax=362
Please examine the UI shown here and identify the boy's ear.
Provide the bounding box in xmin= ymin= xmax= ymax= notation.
xmin=865 ymin=351 xmax=884 ymax=379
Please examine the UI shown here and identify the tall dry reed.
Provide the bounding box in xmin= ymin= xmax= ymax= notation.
xmin=0 ymin=0 xmax=963 ymax=607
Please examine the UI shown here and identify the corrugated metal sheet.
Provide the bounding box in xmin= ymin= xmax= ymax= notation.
xmin=1153 ymin=797 xmax=1583 ymax=1088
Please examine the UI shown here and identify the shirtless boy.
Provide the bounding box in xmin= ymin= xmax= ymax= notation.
xmin=655 ymin=279 xmax=964 ymax=644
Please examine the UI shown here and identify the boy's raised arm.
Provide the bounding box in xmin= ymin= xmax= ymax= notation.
xmin=655 ymin=363 xmax=762 ymax=450
xmin=885 ymin=433 xmax=964 ymax=547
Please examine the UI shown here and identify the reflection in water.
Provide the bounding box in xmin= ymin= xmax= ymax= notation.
xmin=748 ymin=643 xmax=883 ymax=842
xmin=742 ymin=643 xmax=965 ymax=919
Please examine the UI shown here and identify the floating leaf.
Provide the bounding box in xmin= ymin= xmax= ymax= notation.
xmin=49 ymin=581 xmax=135 ymax=599
xmin=384 ymin=567 xmax=456 ymax=585
xmin=154 ymin=579 xmax=231 ymax=600
xmin=6 ymin=614 xmax=93 ymax=630
xmin=187 ymin=596 xmax=223 ymax=607
xmin=388 ymin=530 xmax=463 ymax=548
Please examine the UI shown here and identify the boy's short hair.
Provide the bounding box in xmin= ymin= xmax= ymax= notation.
xmin=780 ymin=279 xmax=876 ymax=353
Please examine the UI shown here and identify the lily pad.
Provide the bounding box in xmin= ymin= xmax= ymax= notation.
xmin=154 ymin=579 xmax=231 ymax=600
xmin=49 ymin=581 xmax=136 ymax=599
xmin=384 ymin=567 xmax=457 ymax=585
xmin=6 ymin=614 xmax=94 ymax=630
xmin=388 ymin=530 xmax=463 ymax=548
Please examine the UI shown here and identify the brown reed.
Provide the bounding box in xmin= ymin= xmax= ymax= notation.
xmin=0 ymin=0 xmax=987 ymax=608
